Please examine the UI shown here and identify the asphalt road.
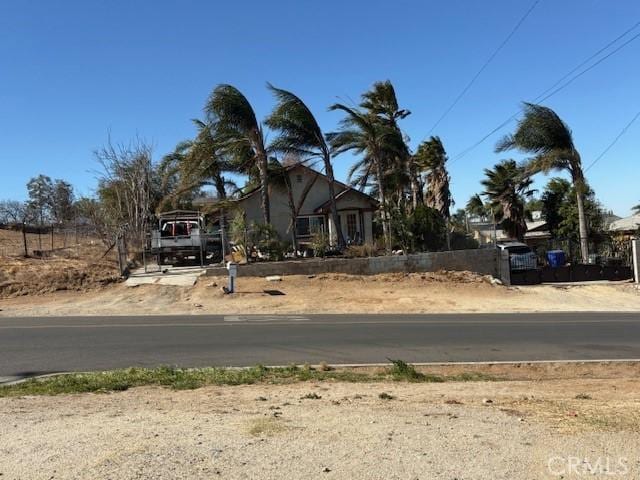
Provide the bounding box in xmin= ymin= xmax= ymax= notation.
xmin=1 ymin=312 xmax=640 ymax=379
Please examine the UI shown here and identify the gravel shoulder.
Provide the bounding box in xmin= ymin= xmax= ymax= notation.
xmin=1 ymin=272 xmax=639 ymax=316
xmin=2 ymin=377 xmax=639 ymax=479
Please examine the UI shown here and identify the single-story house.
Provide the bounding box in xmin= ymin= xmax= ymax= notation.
xmin=194 ymin=163 xmax=378 ymax=246
xmin=469 ymin=211 xmax=551 ymax=248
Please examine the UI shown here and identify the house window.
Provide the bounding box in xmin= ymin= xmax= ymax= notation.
xmin=296 ymin=174 xmax=303 ymax=183
xmin=296 ymin=215 xmax=325 ymax=237
xmin=346 ymin=213 xmax=358 ymax=239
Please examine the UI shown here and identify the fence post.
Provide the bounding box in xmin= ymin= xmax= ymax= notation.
xmin=498 ymin=250 xmax=511 ymax=286
xmin=632 ymin=238 xmax=639 ymax=284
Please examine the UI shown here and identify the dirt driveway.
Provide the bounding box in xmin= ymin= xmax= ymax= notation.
xmin=1 ymin=271 xmax=638 ymax=316
xmin=2 ymin=376 xmax=640 ymax=479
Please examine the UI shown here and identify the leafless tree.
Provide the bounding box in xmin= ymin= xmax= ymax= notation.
xmin=94 ymin=136 xmax=155 ymax=249
xmin=0 ymin=200 xmax=36 ymax=256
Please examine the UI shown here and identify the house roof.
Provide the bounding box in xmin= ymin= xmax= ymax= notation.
xmin=609 ymin=214 xmax=640 ymax=232
xmin=526 ymin=220 xmax=547 ymax=232
xmin=313 ymin=187 xmax=378 ymax=213
xmin=192 ymin=163 xmax=377 ymax=211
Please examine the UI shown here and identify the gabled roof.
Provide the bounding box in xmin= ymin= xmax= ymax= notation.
xmin=313 ymin=187 xmax=378 ymax=213
xmin=192 ymin=163 xmax=377 ymax=210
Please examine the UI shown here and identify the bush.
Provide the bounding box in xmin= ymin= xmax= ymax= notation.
xmin=310 ymin=230 xmax=329 ymax=257
xmin=450 ymin=231 xmax=479 ymax=250
xmin=228 ymin=213 xmax=290 ymax=261
xmin=390 ymin=205 xmax=447 ymax=252
xmin=345 ymin=243 xmax=377 ymax=258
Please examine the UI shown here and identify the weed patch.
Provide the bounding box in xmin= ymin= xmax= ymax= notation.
xmin=0 ymin=363 xmax=498 ymax=397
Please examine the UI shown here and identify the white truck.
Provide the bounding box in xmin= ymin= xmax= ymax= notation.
xmin=148 ymin=210 xmax=221 ymax=266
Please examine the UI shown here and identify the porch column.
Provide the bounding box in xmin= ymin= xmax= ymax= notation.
xmin=632 ymin=238 xmax=639 ymax=284
xmin=327 ymin=215 xmax=336 ymax=246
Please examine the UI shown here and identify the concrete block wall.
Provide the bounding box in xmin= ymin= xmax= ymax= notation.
xmin=206 ymin=248 xmax=499 ymax=278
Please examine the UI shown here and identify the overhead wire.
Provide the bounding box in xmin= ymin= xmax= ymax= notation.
xmin=424 ymin=0 xmax=541 ymax=137
xmin=584 ymin=109 xmax=640 ymax=173
xmin=450 ymin=21 xmax=640 ymax=163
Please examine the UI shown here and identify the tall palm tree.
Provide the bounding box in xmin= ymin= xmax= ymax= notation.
xmin=360 ymin=81 xmax=419 ymax=209
xmin=481 ymin=160 xmax=535 ymax=241
xmin=414 ymin=136 xmax=452 ymax=247
xmin=265 ymin=84 xmax=345 ymax=247
xmin=205 ymin=84 xmax=270 ymax=224
xmin=327 ymin=104 xmax=405 ymax=252
xmin=415 ymin=137 xmax=450 ymax=208
xmin=496 ymin=103 xmax=589 ymax=262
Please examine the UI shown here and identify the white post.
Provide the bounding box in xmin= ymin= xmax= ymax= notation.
xmin=226 ymin=261 xmax=237 ymax=293
xmin=632 ymin=238 xmax=639 ymax=284
xmin=327 ymin=215 xmax=335 ymax=246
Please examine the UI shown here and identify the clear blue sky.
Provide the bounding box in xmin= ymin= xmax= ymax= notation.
xmin=1 ymin=0 xmax=638 ymax=215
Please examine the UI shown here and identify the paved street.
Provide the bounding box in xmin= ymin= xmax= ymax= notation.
xmin=2 ymin=312 xmax=640 ymax=380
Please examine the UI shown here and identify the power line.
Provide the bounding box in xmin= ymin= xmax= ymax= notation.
xmin=425 ymin=0 xmax=540 ymax=137
xmin=535 ymin=20 xmax=640 ymax=101
xmin=584 ymin=109 xmax=640 ymax=172
xmin=451 ymin=20 xmax=640 ymax=162
xmin=536 ymin=30 xmax=640 ymax=104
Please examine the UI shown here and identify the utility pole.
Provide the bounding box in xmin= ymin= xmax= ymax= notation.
xmin=491 ymin=207 xmax=497 ymax=246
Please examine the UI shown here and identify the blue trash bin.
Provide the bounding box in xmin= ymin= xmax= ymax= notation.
xmin=546 ymin=250 xmax=566 ymax=268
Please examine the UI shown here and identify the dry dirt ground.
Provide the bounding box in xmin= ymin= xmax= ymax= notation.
xmin=0 ymin=228 xmax=119 ymax=298
xmin=1 ymin=270 xmax=638 ymax=316
xmin=2 ymin=374 xmax=640 ymax=479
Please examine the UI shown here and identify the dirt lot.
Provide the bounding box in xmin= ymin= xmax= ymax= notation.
xmin=0 ymin=228 xmax=119 ymax=298
xmin=1 ymin=269 xmax=638 ymax=316
xmin=2 ymin=373 xmax=639 ymax=479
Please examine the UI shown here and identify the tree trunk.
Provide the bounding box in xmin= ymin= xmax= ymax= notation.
xmin=374 ymin=159 xmax=391 ymax=253
xmin=283 ymin=173 xmax=299 ymax=256
xmin=258 ymin=152 xmax=270 ymax=225
xmin=323 ymin=153 xmax=345 ymax=248
xmin=408 ymin=160 xmax=421 ymax=211
xmin=576 ymin=189 xmax=589 ymax=263
xmin=445 ymin=221 xmax=451 ymax=250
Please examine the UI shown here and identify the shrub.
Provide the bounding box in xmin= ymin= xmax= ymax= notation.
xmin=310 ymin=230 xmax=329 ymax=257
xmin=345 ymin=243 xmax=377 ymax=258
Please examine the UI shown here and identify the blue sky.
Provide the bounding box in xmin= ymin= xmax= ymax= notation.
xmin=1 ymin=0 xmax=638 ymax=215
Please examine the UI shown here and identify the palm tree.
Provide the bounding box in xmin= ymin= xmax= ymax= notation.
xmin=205 ymin=84 xmax=270 ymax=224
xmin=414 ymin=136 xmax=452 ymax=247
xmin=633 ymin=203 xmax=640 ymax=214
xmin=326 ymin=104 xmax=405 ymax=252
xmin=160 ymin=120 xmax=238 ymax=257
xmin=360 ymin=81 xmax=419 ymax=209
xmin=466 ymin=194 xmax=489 ymax=221
xmin=496 ymin=103 xmax=589 ymax=262
xmin=265 ymin=84 xmax=345 ymax=247
xmin=481 ymin=160 xmax=535 ymax=241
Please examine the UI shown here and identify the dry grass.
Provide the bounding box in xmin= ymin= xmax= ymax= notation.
xmin=247 ymin=417 xmax=289 ymax=436
xmin=0 ymin=228 xmax=120 ymax=298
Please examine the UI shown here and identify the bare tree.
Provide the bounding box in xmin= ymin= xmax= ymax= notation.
xmin=0 ymin=200 xmax=36 ymax=256
xmin=94 ymin=136 xmax=155 ymax=249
